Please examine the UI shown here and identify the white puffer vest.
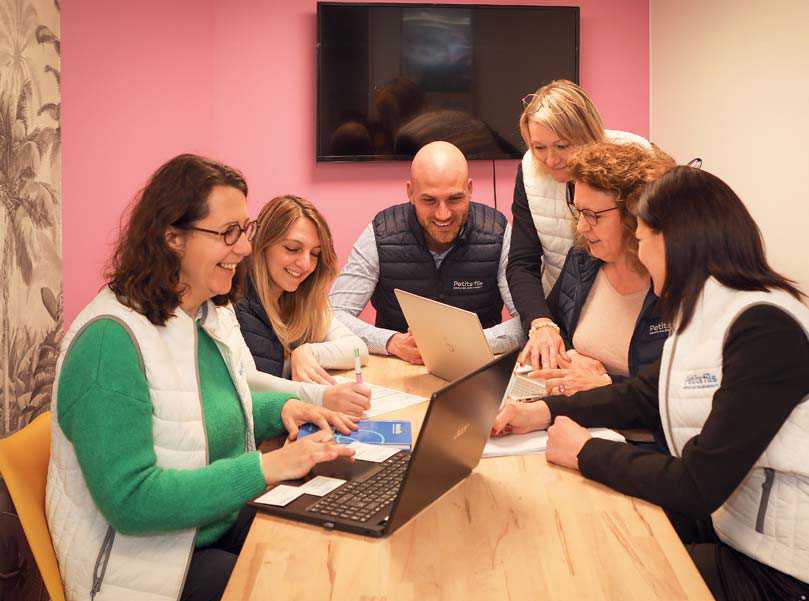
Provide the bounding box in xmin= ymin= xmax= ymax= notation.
xmin=46 ymin=288 xmax=258 ymax=601
xmin=521 ymin=129 xmax=651 ymax=294
xmin=658 ymin=278 xmax=809 ymax=582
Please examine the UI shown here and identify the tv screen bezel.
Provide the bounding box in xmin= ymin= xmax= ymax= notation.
xmin=316 ymin=1 xmax=580 ymax=162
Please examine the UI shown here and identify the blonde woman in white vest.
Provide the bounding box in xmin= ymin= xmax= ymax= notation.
xmin=508 ymin=80 xmax=650 ymax=370
xmin=46 ymin=155 xmax=358 ymax=601
xmin=493 ymin=165 xmax=809 ymax=600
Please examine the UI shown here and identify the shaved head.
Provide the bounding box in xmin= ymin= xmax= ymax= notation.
xmin=407 ymin=142 xmax=472 ymax=252
xmin=410 ymin=141 xmax=469 ymax=186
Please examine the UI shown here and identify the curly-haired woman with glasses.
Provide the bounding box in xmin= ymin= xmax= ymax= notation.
xmin=508 ymin=80 xmax=651 ymax=371
xmin=530 ymin=142 xmax=675 ymax=421
xmin=46 ymin=154 xmax=358 ymax=601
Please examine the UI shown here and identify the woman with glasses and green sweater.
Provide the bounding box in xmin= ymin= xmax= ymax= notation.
xmin=46 ymin=154 xmax=358 ymax=601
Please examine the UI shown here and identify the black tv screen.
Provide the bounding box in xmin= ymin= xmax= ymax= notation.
xmin=317 ymin=2 xmax=579 ymax=162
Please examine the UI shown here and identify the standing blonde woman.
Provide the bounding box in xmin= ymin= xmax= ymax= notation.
xmin=236 ymin=195 xmax=370 ymax=415
xmin=507 ymin=79 xmax=650 ymax=370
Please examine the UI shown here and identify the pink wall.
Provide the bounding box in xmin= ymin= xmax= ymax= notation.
xmin=62 ymin=0 xmax=649 ymax=325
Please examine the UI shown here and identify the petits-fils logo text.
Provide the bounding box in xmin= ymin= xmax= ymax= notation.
xmin=683 ymin=370 xmax=720 ymax=390
xmin=453 ymin=280 xmax=484 ymax=290
xmin=649 ymin=322 xmax=671 ymax=336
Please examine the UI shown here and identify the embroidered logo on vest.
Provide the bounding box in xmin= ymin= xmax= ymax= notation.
xmin=453 ymin=280 xmax=484 ymax=290
xmin=683 ymin=369 xmax=721 ymax=390
xmin=648 ymin=322 xmax=671 ymax=336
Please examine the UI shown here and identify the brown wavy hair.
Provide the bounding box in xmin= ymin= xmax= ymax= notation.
xmin=106 ymin=154 xmax=248 ymax=325
xmin=567 ymin=142 xmax=675 ymax=269
xmin=249 ymin=195 xmax=338 ymax=350
xmin=635 ymin=166 xmax=804 ymax=333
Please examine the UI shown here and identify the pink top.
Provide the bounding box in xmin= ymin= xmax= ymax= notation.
xmin=572 ymin=269 xmax=647 ymax=377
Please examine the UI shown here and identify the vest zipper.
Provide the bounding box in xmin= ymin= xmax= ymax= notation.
xmin=90 ymin=526 xmax=115 ymax=599
xmin=755 ymin=467 xmax=775 ymax=534
xmin=662 ymin=333 xmax=680 ymax=455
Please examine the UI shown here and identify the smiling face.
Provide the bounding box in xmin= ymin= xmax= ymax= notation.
xmin=573 ymin=181 xmax=627 ymax=263
xmin=528 ymin=120 xmax=575 ymax=183
xmin=264 ymin=216 xmax=321 ymax=296
xmin=407 ymin=142 xmax=471 ymax=252
xmin=636 ymin=219 xmax=666 ymax=296
xmin=171 ymin=185 xmax=252 ymax=315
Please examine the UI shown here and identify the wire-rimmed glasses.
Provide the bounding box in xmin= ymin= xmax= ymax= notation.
xmin=185 ymin=220 xmax=258 ymax=245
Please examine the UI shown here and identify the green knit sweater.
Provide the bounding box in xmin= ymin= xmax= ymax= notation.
xmin=57 ymin=318 xmax=294 ymax=547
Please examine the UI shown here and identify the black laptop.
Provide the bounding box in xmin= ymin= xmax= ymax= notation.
xmin=250 ymin=348 xmax=518 ymax=537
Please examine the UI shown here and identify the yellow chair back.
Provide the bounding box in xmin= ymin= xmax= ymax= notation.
xmin=0 ymin=411 xmax=65 ymax=601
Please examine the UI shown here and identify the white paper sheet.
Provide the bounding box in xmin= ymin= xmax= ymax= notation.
xmin=346 ymin=440 xmax=400 ymax=462
xmin=333 ymin=375 xmax=426 ymax=417
xmin=253 ymin=484 xmax=305 ymax=506
xmin=483 ymin=428 xmax=626 ymax=458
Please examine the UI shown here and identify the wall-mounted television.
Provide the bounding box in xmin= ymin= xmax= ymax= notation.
xmin=317 ymin=2 xmax=579 ymax=162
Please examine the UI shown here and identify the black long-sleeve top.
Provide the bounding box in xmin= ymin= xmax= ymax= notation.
xmin=544 ymin=304 xmax=809 ymax=519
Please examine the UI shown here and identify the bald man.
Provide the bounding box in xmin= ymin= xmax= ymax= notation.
xmin=330 ymin=141 xmax=524 ymax=364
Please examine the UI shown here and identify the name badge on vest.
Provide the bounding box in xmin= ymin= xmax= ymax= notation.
xmin=682 ymin=368 xmax=721 ymax=391
xmin=452 ymin=280 xmax=484 ymax=291
xmin=648 ymin=321 xmax=671 ymax=337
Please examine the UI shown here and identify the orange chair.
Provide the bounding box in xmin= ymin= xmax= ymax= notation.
xmin=0 ymin=411 xmax=65 ymax=601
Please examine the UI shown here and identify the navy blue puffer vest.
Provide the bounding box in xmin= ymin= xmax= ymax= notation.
xmin=371 ymin=202 xmax=506 ymax=332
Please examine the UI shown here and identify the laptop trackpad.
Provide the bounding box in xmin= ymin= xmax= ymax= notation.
xmin=310 ymin=458 xmax=383 ymax=483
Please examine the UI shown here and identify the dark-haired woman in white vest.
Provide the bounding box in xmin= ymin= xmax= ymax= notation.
xmin=494 ymin=165 xmax=809 ymax=600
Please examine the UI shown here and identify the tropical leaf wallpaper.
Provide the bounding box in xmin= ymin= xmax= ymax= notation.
xmin=0 ymin=0 xmax=61 ymax=599
xmin=0 ymin=0 xmax=61 ymax=437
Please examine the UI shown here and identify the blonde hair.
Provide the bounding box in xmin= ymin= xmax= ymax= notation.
xmin=249 ymin=195 xmax=338 ymax=350
xmin=519 ymin=80 xmax=605 ymax=175
xmin=568 ymin=142 xmax=676 ymax=268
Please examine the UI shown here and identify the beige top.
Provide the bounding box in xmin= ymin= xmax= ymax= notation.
xmin=572 ymin=269 xmax=646 ymax=377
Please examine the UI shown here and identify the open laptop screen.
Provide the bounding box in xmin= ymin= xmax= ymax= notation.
xmin=385 ymin=349 xmax=519 ymax=533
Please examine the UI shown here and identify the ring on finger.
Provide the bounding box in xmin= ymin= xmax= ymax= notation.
xmin=558 ymin=385 xmax=566 ymax=394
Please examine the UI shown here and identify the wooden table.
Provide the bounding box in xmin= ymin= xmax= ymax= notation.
xmin=224 ymin=356 xmax=713 ymax=600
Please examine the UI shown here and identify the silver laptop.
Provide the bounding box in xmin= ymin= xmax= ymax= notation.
xmin=395 ymin=288 xmax=494 ymax=381
xmin=395 ymin=289 xmax=547 ymax=399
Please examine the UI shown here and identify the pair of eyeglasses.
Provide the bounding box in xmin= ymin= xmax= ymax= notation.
xmin=185 ymin=220 xmax=258 ymax=245
xmin=566 ymin=199 xmax=619 ymax=226
xmin=522 ymin=93 xmax=537 ymax=108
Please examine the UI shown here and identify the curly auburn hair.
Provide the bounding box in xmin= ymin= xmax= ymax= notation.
xmin=567 ymin=142 xmax=675 ymax=265
xmin=106 ymin=154 xmax=248 ymax=325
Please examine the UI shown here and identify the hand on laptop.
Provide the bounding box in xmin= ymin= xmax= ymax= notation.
xmin=260 ymin=430 xmax=356 ymax=485
xmin=290 ymin=343 xmax=337 ymax=384
xmin=490 ymin=400 xmax=551 ymax=436
xmin=531 ymin=367 xmax=610 ymax=396
xmin=557 ymin=350 xmax=606 ymax=376
xmin=386 ymin=332 xmax=424 ymax=364
xmin=519 ymin=319 xmax=569 ymax=370
xmin=322 ymin=382 xmax=372 ymax=416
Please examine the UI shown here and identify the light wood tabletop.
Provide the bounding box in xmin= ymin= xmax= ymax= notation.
xmin=224 ymin=355 xmax=713 ymax=600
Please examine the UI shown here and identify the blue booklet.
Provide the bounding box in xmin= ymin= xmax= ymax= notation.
xmin=298 ymin=420 xmax=412 ymax=449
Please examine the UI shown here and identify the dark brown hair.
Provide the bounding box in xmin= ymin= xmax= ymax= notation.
xmin=635 ymin=166 xmax=804 ymax=332
xmin=106 ymin=154 xmax=248 ymax=325
xmin=568 ymin=142 xmax=675 ymax=267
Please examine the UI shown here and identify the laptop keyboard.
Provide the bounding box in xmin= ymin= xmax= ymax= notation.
xmin=305 ymin=450 xmax=411 ymax=522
